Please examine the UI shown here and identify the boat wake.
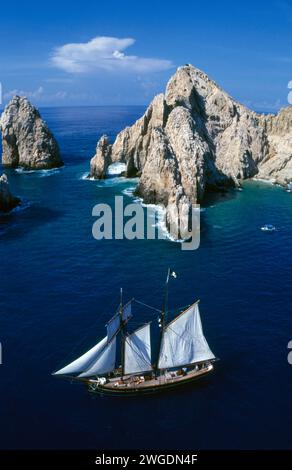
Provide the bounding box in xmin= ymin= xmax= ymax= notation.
xmin=261 ymin=224 xmax=277 ymax=232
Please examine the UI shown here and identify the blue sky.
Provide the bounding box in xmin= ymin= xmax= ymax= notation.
xmin=0 ymin=0 xmax=291 ymax=111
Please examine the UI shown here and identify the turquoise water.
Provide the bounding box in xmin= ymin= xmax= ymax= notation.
xmin=0 ymin=106 xmax=292 ymax=449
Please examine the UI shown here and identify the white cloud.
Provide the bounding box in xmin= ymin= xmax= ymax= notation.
xmin=4 ymin=86 xmax=44 ymax=100
xmin=51 ymin=36 xmax=173 ymax=74
xmin=3 ymin=86 xmax=68 ymax=104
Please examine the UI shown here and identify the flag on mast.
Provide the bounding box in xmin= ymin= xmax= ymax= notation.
xmin=166 ymin=269 xmax=177 ymax=284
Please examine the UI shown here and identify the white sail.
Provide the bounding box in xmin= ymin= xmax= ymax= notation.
xmin=124 ymin=323 xmax=152 ymax=375
xmin=158 ymin=302 xmax=215 ymax=369
xmin=106 ymin=314 xmax=120 ymax=342
xmin=78 ymin=336 xmax=117 ymax=377
xmin=53 ymin=336 xmax=108 ymax=376
xmin=106 ymin=301 xmax=132 ymax=341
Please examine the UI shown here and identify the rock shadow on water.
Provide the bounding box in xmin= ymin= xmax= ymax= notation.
xmin=0 ymin=203 xmax=64 ymax=240
xmin=61 ymin=153 xmax=89 ymax=168
xmin=202 ymin=186 xmax=241 ymax=209
xmin=197 ymin=187 xmax=242 ymax=244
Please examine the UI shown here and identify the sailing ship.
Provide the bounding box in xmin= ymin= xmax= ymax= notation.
xmin=53 ymin=270 xmax=217 ymax=395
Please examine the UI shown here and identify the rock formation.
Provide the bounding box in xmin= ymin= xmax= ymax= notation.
xmin=256 ymin=108 xmax=292 ymax=184
xmin=90 ymin=135 xmax=112 ymax=179
xmin=0 ymin=174 xmax=20 ymax=212
xmin=0 ymin=96 xmax=63 ymax=169
xmin=89 ymin=65 xmax=292 ymax=236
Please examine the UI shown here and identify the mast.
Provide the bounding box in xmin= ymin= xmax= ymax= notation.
xmin=156 ymin=268 xmax=170 ymax=374
xmin=120 ymin=287 xmax=125 ymax=375
xmin=161 ymin=268 xmax=170 ymax=329
xmin=120 ymin=287 xmax=123 ymax=310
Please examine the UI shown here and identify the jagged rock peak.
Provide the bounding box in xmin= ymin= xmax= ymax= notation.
xmin=89 ymin=64 xmax=292 ymax=237
xmin=0 ymin=173 xmax=20 ymax=212
xmin=0 ymin=96 xmax=63 ymax=170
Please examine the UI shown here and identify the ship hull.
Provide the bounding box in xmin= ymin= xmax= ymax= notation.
xmin=86 ymin=364 xmax=214 ymax=397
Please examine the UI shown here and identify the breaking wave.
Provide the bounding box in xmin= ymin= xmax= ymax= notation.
xmin=15 ymin=167 xmax=62 ymax=178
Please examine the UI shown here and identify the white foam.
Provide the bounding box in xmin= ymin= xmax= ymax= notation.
xmin=15 ymin=167 xmax=61 ymax=178
xmin=39 ymin=168 xmax=61 ymax=178
xmin=253 ymin=177 xmax=275 ymax=185
xmin=80 ymin=173 xmax=129 ymax=185
xmin=122 ymin=187 xmax=135 ymax=197
xmin=140 ymin=201 xmax=184 ymax=243
xmin=95 ymin=177 xmax=129 ymax=187
xmin=80 ymin=172 xmax=93 ymax=181
xmin=84 ymin=174 xmax=193 ymax=243
xmin=15 ymin=168 xmax=35 ymax=174
xmin=122 ymin=190 xmax=196 ymax=243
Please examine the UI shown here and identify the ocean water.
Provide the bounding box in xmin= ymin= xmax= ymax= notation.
xmin=0 ymin=106 xmax=292 ymax=450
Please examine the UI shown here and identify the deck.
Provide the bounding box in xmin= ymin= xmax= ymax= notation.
xmin=87 ymin=363 xmax=214 ymax=394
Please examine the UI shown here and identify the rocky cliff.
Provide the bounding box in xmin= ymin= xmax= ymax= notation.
xmin=0 ymin=174 xmax=20 ymax=212
xmin=89 ymin=65 xmax=292 ymax=236
xmin=0 ymin=96 xmax=63 ymax=169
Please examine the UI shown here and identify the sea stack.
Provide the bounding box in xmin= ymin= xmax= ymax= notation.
xmin=89 ymin=135 xmax=112 ymax=179
xmin=0 ymin=174 xmax=20 ymax=212
xmin=0 ymin=96 xmax=63 ymax=170
xmin=90 ymin=65 xmax=292 ymax=236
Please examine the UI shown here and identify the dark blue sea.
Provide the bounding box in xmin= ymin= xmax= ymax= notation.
xmin=0 ymin=106 xmax=292 ymax=450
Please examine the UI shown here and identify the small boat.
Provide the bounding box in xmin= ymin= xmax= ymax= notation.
xmin=261 ymin=224 xmax=276 ymax=232
xmin=53 ymin=269 xmax=217 ymax=396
